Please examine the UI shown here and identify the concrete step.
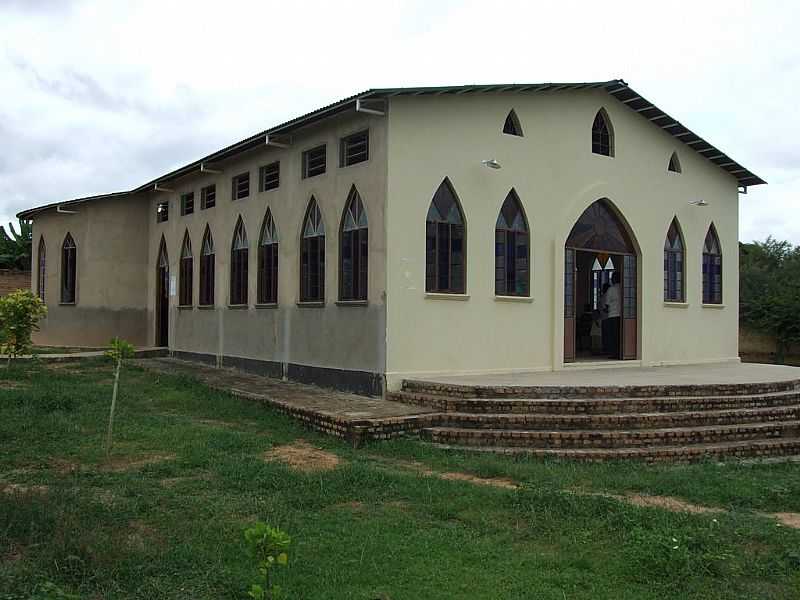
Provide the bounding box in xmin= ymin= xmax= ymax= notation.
xmin=424 ymin=437 xmax=800 ymax=463
xmin=388 ymin=390 xmax=800 ymax=414
xmin=421 ymin=420 xmax=800 ymax=449
xmin=437 ymin=404 xmax=800 ymax=430
xmin=401 ymin=378 xmax=800 ymax=400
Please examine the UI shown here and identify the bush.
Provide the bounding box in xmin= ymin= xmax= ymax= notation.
xmin=0 ymin=289 xmax=47 ymax=362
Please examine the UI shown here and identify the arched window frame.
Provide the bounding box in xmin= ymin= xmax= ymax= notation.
xmin=502 ymin=109 xmax=523 ymax=137
xmin=257 ymin=209 xmax=279 ymax=305
xmin=230 ymin=217 xmax=249 ymax=306
xmin=663 ymin=218 xmax=685 ymax=302
xmin=179 ymin=231 xmax=193 ymax=307
xmin=425 ymin=178 xmax=466 ymax=294
xmin=702 ymin=224 xmax=722 ymax=304
xmin=591 ymin=108 xmax=614 ymax=157
xmin=37 ymin=236 xmax=46 ymax=301
xmin=61 ymin=233 xmax=77 ymax=304
xmin=668 ymin=151 xmax=682 ymax=173
xmin=199 ymin=226 xmax=215 ymax=307
xmin=300 ymin=196 xmax=326 ymax=303
xmin=494 ymin=189 xmax=530 ymax=297
xmin=339 ymin=186 xmax=368 ymax=301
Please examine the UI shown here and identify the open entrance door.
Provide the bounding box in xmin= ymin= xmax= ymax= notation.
xmin=564 ymin=199 xmax=638 ymax=363
xmin=156 ymin=239 xmax=169 ymax=348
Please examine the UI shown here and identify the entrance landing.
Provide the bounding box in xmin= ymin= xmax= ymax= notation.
xmin=405 ymin=362 xmax=800 ymax=392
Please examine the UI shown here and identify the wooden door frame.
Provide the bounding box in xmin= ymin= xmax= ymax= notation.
xmin=563 ymin=247 xmax=638 ymax=363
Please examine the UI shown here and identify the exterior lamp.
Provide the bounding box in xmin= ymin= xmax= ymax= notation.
xmin=481 ymin=159 xmax=502 ymax=169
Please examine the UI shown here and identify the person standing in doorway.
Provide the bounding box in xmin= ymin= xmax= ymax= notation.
xmin=602 ymin=271 xmax=621 ymax=359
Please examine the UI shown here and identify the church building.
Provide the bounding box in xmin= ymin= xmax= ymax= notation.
xmin=19 ymin=80 xmax=765 ymax=396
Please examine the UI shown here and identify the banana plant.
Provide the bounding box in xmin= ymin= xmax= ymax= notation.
xmin=0 ymin=219 xmax=33 ymax=270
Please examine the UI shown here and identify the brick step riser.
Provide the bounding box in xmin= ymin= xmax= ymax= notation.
xmin=427 ymin=440 xmax=800 ymax=463
xmin=401 ymin=380 xmax=800 ymax=400
xmin=438 ymin=407 xmax=800 ymax=430
xmin=422 ymin=424 xmax=800 ymax=449
xmin=388 ymin=392 xmax=800 ymax=415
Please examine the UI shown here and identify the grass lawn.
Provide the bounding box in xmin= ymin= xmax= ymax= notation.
xmin=2 ymin=360 xmax=800 ymax=599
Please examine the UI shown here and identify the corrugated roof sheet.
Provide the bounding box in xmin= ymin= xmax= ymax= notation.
xmin=17 ymin=79 xmax=764 ymax=219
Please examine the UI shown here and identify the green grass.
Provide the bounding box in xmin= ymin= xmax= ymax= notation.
xmin=1 ymin=360 xmax=800 ymax=599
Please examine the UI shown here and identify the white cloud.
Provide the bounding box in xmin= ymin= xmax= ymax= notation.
xmin=0 ymin=0 xmax=797 ymax=242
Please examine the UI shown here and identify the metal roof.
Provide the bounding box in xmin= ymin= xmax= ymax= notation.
xmin=17 ymin=79 xmax=764 ymax=219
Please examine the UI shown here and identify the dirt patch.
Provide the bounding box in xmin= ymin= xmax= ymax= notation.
xmin=3 ymin=542 xmax=24 ymax=562
xmin=1 ymin=483 xmax=49 ymax=495
xmin=264 ymin=440 xmax=342 ymax=473
xmin=0 ymin=380 xmax=27 ymax=390
xmin=50 ymin=458 xmax=81 ymax=475
xmin=160 ymin=472 xmax=213 ymax=488
xmin=126 ymin=520 xmax=162 ymax=548
xmin=439 ymin=471 xmax=518 ymax=490
xmin=330 ymin=500 xmax=365 ymax=511
xmin=100 ymin=453 xmax=176 ymax=473
xmin=768 ymin=512 xmax=800 ymax=529
xmin=369 ymin=456 xmax=519 ymax=490
xmin=611 ymin=493 xmax=725 ymax=515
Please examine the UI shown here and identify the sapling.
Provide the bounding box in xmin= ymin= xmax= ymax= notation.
xmin=104 ymin=337 xmax=135 ymax=457
xmin=244 ymin=522 xmax=291 ymax=600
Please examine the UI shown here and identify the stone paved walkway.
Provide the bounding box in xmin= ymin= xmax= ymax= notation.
xmin=136 ymin=358 xmax=438 ymax=446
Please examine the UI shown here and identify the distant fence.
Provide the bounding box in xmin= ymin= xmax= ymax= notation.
xmin=0 ymin=270 xmax=31 ymax=297
xmin=740 ymin=325 xmax=799 ymax=357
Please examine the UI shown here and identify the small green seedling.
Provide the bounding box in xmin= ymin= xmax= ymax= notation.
xmin=243 ymin=522 xmax=291 ymax=600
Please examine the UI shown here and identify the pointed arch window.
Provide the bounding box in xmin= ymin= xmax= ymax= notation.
xmin=668 ymin=152 xmax=682 ymax=173
xmin=591 ymin=109 xmax=613 ymax=156
xmin=495 ymin=190 xmax=529 ymax=296
xmin=300 ymin=197 xmax=325 ymax=302
xmin=702 ymin=225 xmax=722 ymax=304
xmin=664 ymin=219 xmax=684 ymax=302
xmin=502 ymin=109 xmax=523 ymax=136
xmin=179 ymin=232 xmax=193 ymax=306
xmin=230 ymin=218 xmax=249 ymax=305
xmin=426 ymin=179 xmax=466 ymax=294
xmin=340 ymin=187 xmax=368 ymax=301
xmin=61 ymin=233 xmax=77 ymax=304
xmin=199 ymin=227 xmax=215 ymax=306
xmin=37 ymin=237 xmax=46 ymax=301
xmin=257 ymin=209 xmax=279 ymax=305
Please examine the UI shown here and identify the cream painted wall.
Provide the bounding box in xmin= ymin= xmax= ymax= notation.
xmin=31 ymin=196 xmax=150 ymax=346
xmin=384 ymin=90 xmax=740 ymax=389
xmin=144 ymin=111 xmax=388 ymax=378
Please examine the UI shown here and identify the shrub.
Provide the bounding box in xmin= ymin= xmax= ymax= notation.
xmin=243 ymin=522 xmax=291 ymax=600
xmin=0 ymin=289 xmax=47 ymax=363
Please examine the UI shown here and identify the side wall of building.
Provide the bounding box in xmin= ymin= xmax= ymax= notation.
xmin=384 ymin=90 xmax=740 ymax=389
xmin=145 ymin=112 xmax=387 ymax=395
xmin=31 ymin=197 xmax=150 ymax=346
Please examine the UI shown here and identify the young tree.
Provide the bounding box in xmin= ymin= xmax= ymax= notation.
xmin=0 ymin=289 xmax=47 ymax=365
xmin=105 ymin=337 xmax=135 ymax=457
xmin=740 ymin=237 xmax=800 ymax=363
xmin=0 ymin=219 xmax=33 ymax=271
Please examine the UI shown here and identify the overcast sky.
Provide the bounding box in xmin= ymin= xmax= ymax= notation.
xmin=1 ymin=0 xmax=798 ymax=243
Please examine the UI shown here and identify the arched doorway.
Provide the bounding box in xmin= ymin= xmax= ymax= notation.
xmin=156 ymin=238 xmax=169 ymax=347
xmin=564 ymin=199 xmax=638 ymax=362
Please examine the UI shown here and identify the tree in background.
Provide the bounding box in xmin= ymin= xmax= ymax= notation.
xmin=740 ymin=237 xmax=800 ymax=363
xmin=0 ymin=219 xmax=33 ymax=271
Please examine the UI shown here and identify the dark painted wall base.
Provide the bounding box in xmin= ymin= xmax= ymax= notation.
xmin=169 ymin=350 xmax=384 ymax=397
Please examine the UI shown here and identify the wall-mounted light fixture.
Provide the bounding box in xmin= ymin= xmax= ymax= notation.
xmin=481 ymin=159 xmax=502 ymax=169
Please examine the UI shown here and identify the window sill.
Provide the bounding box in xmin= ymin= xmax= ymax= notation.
xmin=297 ymin=301 xmax=325 ymax=308
xmin=255 ymin=303 xmax=278 ymax=309
xmin=494 ymin=295 xmax=533 ymax=303
xmin=425 ymin=292 xmax=470 ymax=301
xmin=197 ymin=305 xmax=215 ymax=310
xmin=177 ymin=305 xmax=193 ymax=310
xmin=702 ymin=303 xmax=725 ymax=309
xmin=336 ymin=300 xmax=368 ymax=307
xmin=58 ymin=302 xmax=76 ymax=306
xmin=227 ymin=304 xmax=249 ymax=310
xmin=663 ymin=302 xmax=689 ymax=309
